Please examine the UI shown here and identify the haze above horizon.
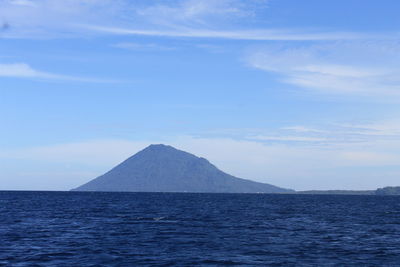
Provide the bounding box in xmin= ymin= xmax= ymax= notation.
xmin=1 ymin=0 xmax=400 ymax=191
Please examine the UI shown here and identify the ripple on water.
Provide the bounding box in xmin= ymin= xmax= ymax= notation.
xmin=1 ymin=192 xmax=400 ymax=265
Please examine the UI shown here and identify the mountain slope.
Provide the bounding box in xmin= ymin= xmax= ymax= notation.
xmin=72 ymin=144 xmax=292 ymax=193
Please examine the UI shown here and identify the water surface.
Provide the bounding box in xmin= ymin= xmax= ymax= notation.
xmin=1 ymin=191 xmax=400 ymax=266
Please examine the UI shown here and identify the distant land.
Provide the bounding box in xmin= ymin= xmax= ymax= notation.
xmin=72 ymin=144 xmax=293 ymax=193
xmin=294 ymin=190 xmax=375 ymax=195
xmin=294 ymin=187 xmax=400 ymax=195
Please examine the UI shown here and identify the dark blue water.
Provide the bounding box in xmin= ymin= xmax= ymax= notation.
xmin=1 ymin=192 xmax=400 ymax=266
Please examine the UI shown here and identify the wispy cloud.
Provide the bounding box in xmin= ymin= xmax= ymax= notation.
xmin=281 ymin=126 xmax=328 ymax=134
xmin=247 ymin=41 xmax=400 ymax=97
xmin=198 ymin=120 xmax=400 ymax=146
xmin=0 ymin=63 xmax=61 ymax=79
xmin=250 ymin=135 xmax=329 ymax=142
xmin=1 ymin=0 xmax=261 ymax=38
xmin=112 ymin=42 xmax=176 ymax=51
xmin=0 ymin=0 xmax=389 ymax=41
xmin=84 ymin=25 xmax=374 ymax=41
xmin=0 ymin=0 xmax=125 ymax=38
xmin=335 ymin=121 xmax=400 ymax=137
xmin=134 ymin=0 xmax=266 ymax=27
xmin=285 ymin=121 xmax=400 ymax=143
xmin=0 ymin=62 xmax=116 ymax=82
xmin=85 ymin=0 xmax=386 ymax=41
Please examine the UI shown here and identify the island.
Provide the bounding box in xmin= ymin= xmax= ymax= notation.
xmin=72 ymin=144 xmax=293 ymax=193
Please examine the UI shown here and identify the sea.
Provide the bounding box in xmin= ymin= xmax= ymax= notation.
xmin=1 ymin=191 xmax=400 ymax=266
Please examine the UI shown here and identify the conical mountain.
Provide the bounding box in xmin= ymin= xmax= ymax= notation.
xmin=72 ymin=144 xmax=292 ymax=193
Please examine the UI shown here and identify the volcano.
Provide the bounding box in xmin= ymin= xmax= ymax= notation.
xmin=72 ymin=144 xmax=292 ymax=193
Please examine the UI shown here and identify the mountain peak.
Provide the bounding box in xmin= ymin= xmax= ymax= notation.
xmin=72 ymin=145 xmax=293 ymax=193
xmin=144 ymin=144 xmax=178 ymax=152
xmin=147 ymin=144 xmax=172 ymax=149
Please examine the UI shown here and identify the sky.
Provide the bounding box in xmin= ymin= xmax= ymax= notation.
xmin=1 ymin=0 xmax=400 ymax=191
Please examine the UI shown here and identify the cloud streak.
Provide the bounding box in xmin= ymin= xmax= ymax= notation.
xmin=0 ymin=0 xmax=128 ymax=38
xmin=84 ymin=25 xmax=377 ymax=41
xmin=112 ymin=42 xmax=176 ymax=51
xmin=0 ymin=63 xmax=66 ymax=79
xmin=247 ymin=42 xmax=400 ymax=97
xmin=0 ymin=63 xmax=116 ymax=82
xmin=0 ymin=0 xmax=391 ymax=42
xmin=134 ymin=0 xmax=266 ymax=26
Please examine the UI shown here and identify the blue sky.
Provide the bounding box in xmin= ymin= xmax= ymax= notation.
xmin=1 ymin=0 xmax=400 ymax=190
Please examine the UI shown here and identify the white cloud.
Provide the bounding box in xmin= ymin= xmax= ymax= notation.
xmin=0 ymin=62 xmax=114 ymax=82
xmin=281 ymin=126 xmax=328 ymax=134
xmin=77 ymin=0 xmax=386 ymax=41
xmin=335 ymin=121 xmax=400 ymax=137
xmin=9 ymin=0 xmax=36 ymax=7
xmin=112 ymin=42 xmax=176 ymax=51
xmin=199 ymin=121 xmax=400 ymax=147
xmin=84 ymin=25 xmax=375 ymax=41
xmin=135 ymin=0 xmax=264 ymax=27
xmin=278 ymin=121 xmax=400 ymax=145
xmin=0 ymin=63 xmax=63 ymax=79
xmin=0 ymin=0 xmax=125 ymax=38
xmin=250 ymin=135 xmax=329 ymax=142
xmin=247 ymin=42 xmax=400 ymax=97
xmin=0 ymin=0 xmax=387 ymax=41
